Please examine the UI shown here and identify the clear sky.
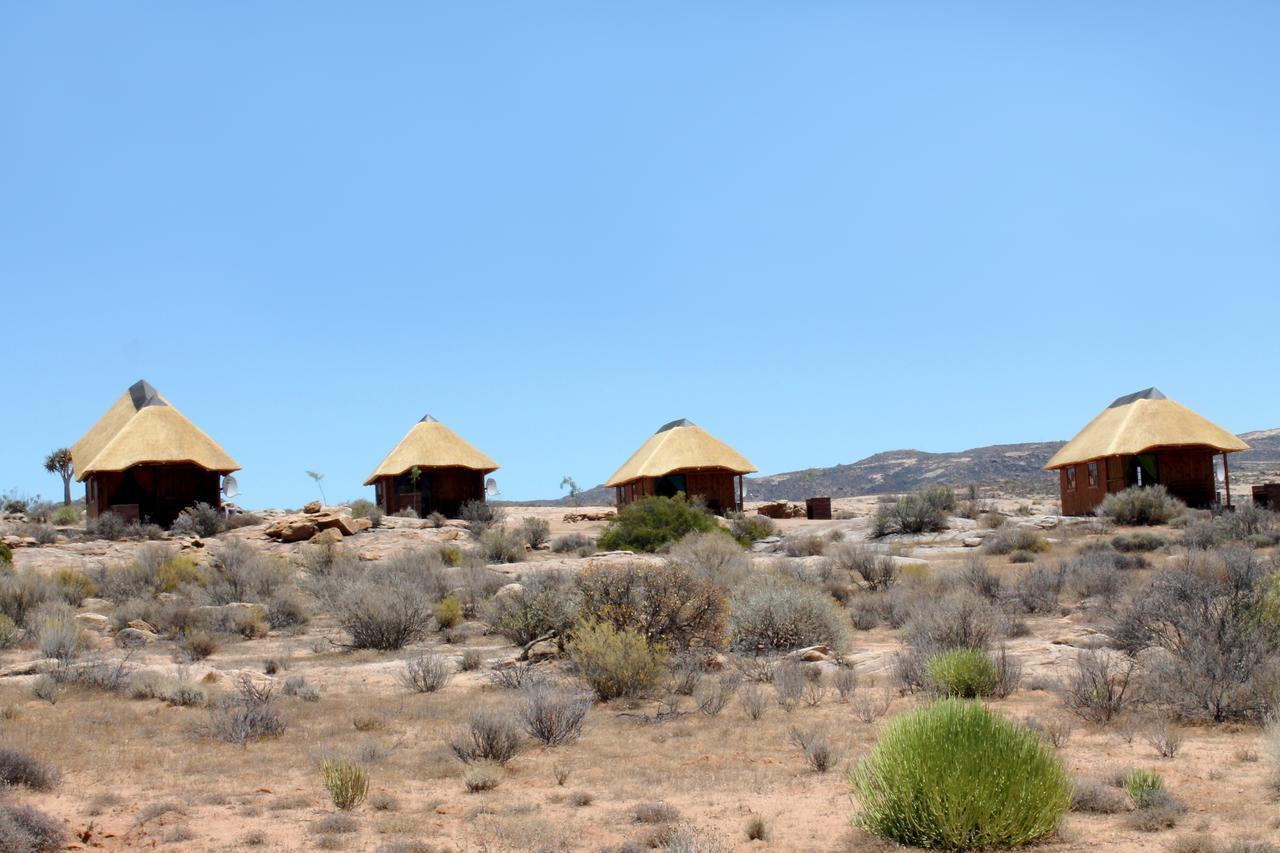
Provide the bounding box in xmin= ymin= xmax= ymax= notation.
xmin=2 ymin=2 xmax=1278 ymax=508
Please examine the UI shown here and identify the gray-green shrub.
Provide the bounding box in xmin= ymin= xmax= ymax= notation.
xmin=1100 ymin=485 xmax=1185 ymax=526
xmin=729 ymin=574 xmax=849 ymax=653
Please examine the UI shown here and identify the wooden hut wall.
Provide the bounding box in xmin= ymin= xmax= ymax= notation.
xmin=1155 ymin=448 xmax=1216 ymax=508
xmin=1057 ymin=448 xmax=1219 ymax=515
xmin=615 ymin=469 xmax=739 ymax=514
xmin=86 ymin=463 xmax=221 ymax=526
xmin=374 ymin=467 xmax=485 ymax=518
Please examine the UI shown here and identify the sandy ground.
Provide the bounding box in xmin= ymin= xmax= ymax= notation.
xmin=0 ymin=497 xmax=1276 ymax=851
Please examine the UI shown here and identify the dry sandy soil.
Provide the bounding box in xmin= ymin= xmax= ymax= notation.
xmin=1 ymin=497 xmax=1277 ymax=852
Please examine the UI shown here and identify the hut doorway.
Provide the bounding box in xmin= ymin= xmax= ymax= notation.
xmin=654 ymin=473 xmax=687 ymax=499
xmin=1126 ymin=454 xmax=1160 ymax=488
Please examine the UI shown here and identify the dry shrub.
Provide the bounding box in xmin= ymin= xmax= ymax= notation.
xmin=210 ymin=675 xmax=287 ymax=745
xmin=1071 ymin=778 xmax=1128 ymax=813
xmin=0 ymin=802 xmax=64 ymax=852
xmin=1060 ymin=650 xmax=1134 ymax=722
xmin=695 ymin=674 xmax=739 ymax=716
xmin=517 ymin=517 xmax=551 ymax=548
xmin=517 ymin=684 xmax=591 ymax=745
xmin=483 ymin=572 xmax=577 ymax=646
xmin=788 ymin=727 xmax=840 ymax=772
xmin=464 ymin=765 xmax=501 ymax=792
xmin=729 ymin=574 xmax=849 ymax=653
xmin=826 ymin=543 xmax=898 ymax=590
xmin=983 ymin=526 xmax=1049 ymax=556
xmin=739 ymin=682 xmax=768 ymax=720
xmin=1101 ymin=485 xmax=1185 ymax=526
xmin=448 ymin=709 xmax=523 ymax=765
xmin=567 ymin=619 xmax=668 ymax=701
xmin=871 ymin=486 xmax=953 ymax=537
xmin=597 ymin=495 xmax=720 ymax=553
xmin=0 ymin=749 xmax=59 ymax=790
xmin=478 ymin=527 xmax=526 ymax=563
xmin=400 ymin=653 xmax=453 ymax=693
xmin=1011 ymin=564 xmax=1065 ymax=613
xmin=576 ymin=560 xmax=728 ymax=651
xmin=334 ymin=571 xmax=432 ymax=651
xmin=668 ymin=532 xmax=752 ymax=589
xmin=460 ymin=500 xmax=504 ymax=535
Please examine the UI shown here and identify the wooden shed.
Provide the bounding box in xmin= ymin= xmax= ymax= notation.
xmin=1045 ymin=388 xmax=1249 ymax=516
xmin=364 ymin=416 xmax=499 ymax=518
xmin=605 ymin=419 xmax=756 ymax=514
xmin=71 ymin=380 xmax=240 ymax=526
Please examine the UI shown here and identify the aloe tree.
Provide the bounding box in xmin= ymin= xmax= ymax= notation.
xmin=44 ymin=448 xmax=74 ymax=506
xmin=306 ymin=470 xmax=327 ymax=504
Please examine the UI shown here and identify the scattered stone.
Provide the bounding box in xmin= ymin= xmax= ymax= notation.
xmin=80 ymin=597 xmax=112 ymax=613
xmin=115 ymin=627 xmax=156 ymax=648
xmin=74 ymin=613 xmax=111 ymax=632
xmin=788 ymin=644 xmax=833 ymax=663
xmin=311 ymin=527 xmax=344 ymax=546
xmin=524 ymin=639 xmax=560 ymax=662
xmin=264 ymin=518 xmax=319 ymax=543
xmin=962 ymin=537 xmax=984 ymax=548
xmin=128 ymin=619 xmax=156 ymax=633
xmin=0 ymin=659 xmax=59 ymax=678
xmin=303 ymin=501 xmax=323 ymax=514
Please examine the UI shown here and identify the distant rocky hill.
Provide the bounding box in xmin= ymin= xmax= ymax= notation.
xmin=521 ymin=428 xmax=1280 ymax=506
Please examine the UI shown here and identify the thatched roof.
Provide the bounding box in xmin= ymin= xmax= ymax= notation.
xmin=1045 ymin=388 xmax=1249 ymax=470
xmin=364 ymin=416 xmax=499 ymax=485
xmin=605 ymin=419 xmax=757 ymax=487
xmin=71 ymin=380 xmax=240 ymax=481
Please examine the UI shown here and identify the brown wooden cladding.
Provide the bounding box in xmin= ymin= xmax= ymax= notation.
xmin=85 ymin=463 xmax=222 ymax=527
xmin=1057 ymin=446 xmax=1221 ymax=515
xmin=613 ymin=467 xmax=743 ymax=515
xmin=372 ymin=466 xmax=486 ymax=518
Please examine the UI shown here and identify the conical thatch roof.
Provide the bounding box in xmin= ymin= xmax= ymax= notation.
xmin=364 ymin=416 xmax=499 ymax=485
xmin=605 ymin=419 xmax=757 ymax=487
xmin=71 ymin=380 xmax=240 ymax=481
xmin=1045 ymin=388 xmax=1249 ymax=470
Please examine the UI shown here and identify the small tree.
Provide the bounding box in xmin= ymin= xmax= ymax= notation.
xmin=305 ymin=470 xmax=327 ymax=504
xmin=44 ymin=449 xmax=74 ymax=507
xmin=560 ymin=475 xmax=582 ymax=506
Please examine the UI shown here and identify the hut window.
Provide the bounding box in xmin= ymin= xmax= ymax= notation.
xmin=1087 ymin=462 xmax=1098 ymax=488
xmin=1065 ymin=468 xmax=1076 ymax=491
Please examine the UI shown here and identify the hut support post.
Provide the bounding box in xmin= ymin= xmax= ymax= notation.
xmin=1223 ymin=453 xmax=1231 ymax=508
xmin=737 ymin=475 xmax=744 ymax=512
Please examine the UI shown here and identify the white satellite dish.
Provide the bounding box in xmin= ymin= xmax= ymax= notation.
xmin=221 ymin=475 xmax=240 ymax=499
xmin=485 ymin=477 xmax=499 ymax=497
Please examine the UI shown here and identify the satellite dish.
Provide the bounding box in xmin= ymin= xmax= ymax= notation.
xmin=485 ymin=477 xmax=499 ymax=497
xmin=221 ymin=475 xmax=239 ymax=499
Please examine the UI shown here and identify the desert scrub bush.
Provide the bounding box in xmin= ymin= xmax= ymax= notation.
xmin=1113 ymin=531 xmax=1166 ymax=552
xmin=0 ymin=542 xmax=10 ymax=567
xmin=0 ymin=801 xmax=65 ymax=852
xmin=210 ymin=675 xmax=287 ymax=745
xmin=170 ymin=502 xmax=226 ymax=537
xmin=788 ymin=727 xmax=840 ymax=772
xmin=1101 ymin=485 xmax=1185 ymax=526
xmin=34 ymin=604 xmax=85 ymax=663
xmin=434 ymin=595 xmax=463 ymax=629
xmin=460 ymin=500 xmax=504 ymax=535
xmin=1119 ymin=546 xmax=1277 ymax=721
xmin=483 ymin=572 xmax=577 ymax=645
xmin=463 ymin=764 xmax=501 ymax=792
xmin=51 ymin=567 xmax=96 ymax=605
xmin=207 ymin=540 xmax=289 ymax=604
xmin=825 ymin=542 xmax=898 ymax=590
xmin=550 ymin=532 xmax=595 ymax=555
xmin=960 ymin=554 xmax=1002 ymax=600
xmin=267 ymin=587 xmax=309 ymax=628
xmin=1123 ymin=767 xmax=1166 ymax=808
xmin=321 ymin=759 xmax=369 ymax=810
xmin=568 ymin=619 xmax=669 ymax=701
xmin=478 ymin=527 xmax=525 ymax=563
xmin=30 ymin=674 xmax=59 ymax=704
xmin=448 ymin=709 xmax=523 ymax=765
xmin=517 ymin=684 xmax=591 ymax=745
xmin=517 ymin=516 xmax=551 ymax=548
xmin=88 ymin=510 xmax=127 ymax=540
xmin=0 ymin=749 xmax=60 ymax=790
xmin=0 ymin=571 xmax=58 ymax=625
xmin=576 ymin=560 xmax=729 ymax=651
xmin=178 ymin=628 xmax=221 ymax=660
xmin=597 ymin=495 xmax=721 ymax=553
xmin=729 ymin=574 xmax=849 ymax=653
xmin=728 ymin=511 xmax=775 ymax=545
xmin=334 ymin=568 xmax=432 ymax=651
xmin=925 ymin=649 xmax=999 ymax=698
xmin=1071 ymin=778 xmax=1129 ymax=813
xmin=0 ymin=614 xmax=19 ymax=649
xmin=982 ymin=525 xmax=1049 ymax=556
xmin=400 ymin=653 xmax=453 ymax=693
xmin=851 ymin=699 xmax=1072 ymax=849
xmin=871 ymin=486 xmax=953 ymax=537
xmin=1185 ymin=505 xmax=1280 ymax=550
xmin=667 ymin=531 xmax=751 ymax=589
xmin=1060 ymin=650 xmax=1135 ymax=722
xmin=1011 ymin=564 xmax=1065 ymax=613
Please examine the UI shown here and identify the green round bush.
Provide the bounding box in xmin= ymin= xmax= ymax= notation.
xmin=925 ymin=649 xmax=998 ymax=698
xmin=0 ymin=542 xmax=11 ymax=568
xmin=851 ymin=699 xmax=1072 ymax=849
xmin=596 ymin=495 xmax=722 ymax=553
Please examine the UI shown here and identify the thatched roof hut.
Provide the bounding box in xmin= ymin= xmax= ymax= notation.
xmin=71 ymin=380 xmax=239 ymax=525
xmin=365 ymin=416 xmax=498 ymax=518
xmin=1045 ymin=388 xmax=1249 ymax=514
xmin=605 ymin=419 xmax=756 ymax=514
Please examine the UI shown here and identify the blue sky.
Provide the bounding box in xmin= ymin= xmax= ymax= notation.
xmin=2 ymin=2 xmax=1278 ymax=508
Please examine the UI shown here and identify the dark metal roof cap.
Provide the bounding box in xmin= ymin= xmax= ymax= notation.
xmin=419 ymin=414 xmax=439 ymax=423
xmin=128 ymin=379 xmax=166 ymax=409
xmin=657 ymin=418 xmax=694 ymax=433
xmin=1108 ymin=387 xmax=1167 ymax=408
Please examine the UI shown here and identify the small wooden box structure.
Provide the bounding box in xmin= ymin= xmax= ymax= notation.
xmin=806 ymin=497 xmax=832 ymax=520
xmin=1253 ymin=484 xmax=1280 ymax=509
